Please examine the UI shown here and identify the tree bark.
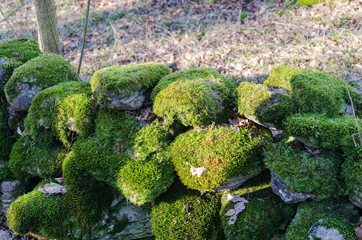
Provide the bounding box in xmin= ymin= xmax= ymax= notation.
xmin=34 ymin=0 xmax=60 ymax=54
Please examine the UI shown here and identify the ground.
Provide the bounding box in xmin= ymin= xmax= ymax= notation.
xmin=0 ymin=0 xmax=361 ymax=86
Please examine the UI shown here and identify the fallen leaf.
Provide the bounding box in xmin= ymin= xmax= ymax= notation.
xmin=38 ymin=183 xmax=67 ymax=195
xmin=356 ymin=222 xmax=362 ymax=240
xmin=186 ymin=162 xmax=207 ymax=177
xmin=225 ymin=209 xmax=236 ymax=216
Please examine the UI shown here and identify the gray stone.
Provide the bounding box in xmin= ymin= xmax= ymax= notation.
xmin=213 ymin=172 xmax=260 ymax=192
xmin=6 ymin=80 xmax=41 ymax=112
xmin=1 ymin=180 xmax=22 ymax=209
xmin=0 ymin=229 xmax=11 ymax=240
xmin=270 ymin=171 xmax=314 ymax=204
xmin=308 ymin=222 xmax=345 ymax=240
xmin=350 ymin=189 xmax=362 ymax=209
xmin=106 ymin=88 xmax=146 ymax=110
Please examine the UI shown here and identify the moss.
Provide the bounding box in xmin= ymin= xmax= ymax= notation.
xmin=151 ymin=67 xmax=237 ymax=109
xmin=283 ymin=113 xmax=361 ymax=151
xmin=154 ymin=80 xmax=227 ymax=127
xmin=264 ymin=143 xmax=344 ymax=199
xmin=24 ymin=81 xmax=95 ymax=148
xmin=220 ymin=172 xmax=295 ymax=240
xmin=90 ymin=62 xmax=170 ymax=108
xmin=291 ymin=71 xmax=361 ymax=117
xmin=150 ymin=183 xmax=220 ymax=240
xmin=0 ymin=129 xmax=13 ymax=163
xmin=285 ymin=199 xmax=359 ymax=240
xmin=296 ymin=0 xmax=345 ymax=6
xmin=5 ymin=53 xmax=80 ymax=103
xmin=264 ymin=66 xmax=305 ymax=92
xmin=0 ymin=38 xmax=41 ymax=64
xmin=7 ymin=184 xmax=73 ymax=239
xmin=9 ymin=136 xmax=67 ymax=180
xmin=342 ymin=146 xmax=362 ymax=206
xmin=237 ymin=81 xmax=293 ymax=128
xmin=169 ymin=126 xmax=271 ymax=192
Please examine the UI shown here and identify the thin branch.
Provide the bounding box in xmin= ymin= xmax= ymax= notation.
xmin=0 ymin=8 xmax=17 ymax=38
xmin=0 ymin=2 xmax=28 ymax=24
xmin=78 ymin=0 xmax=91 ymax=74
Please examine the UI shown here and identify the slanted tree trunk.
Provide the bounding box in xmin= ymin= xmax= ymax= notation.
xmin=34 ymin=0 xmax=60 ymax=54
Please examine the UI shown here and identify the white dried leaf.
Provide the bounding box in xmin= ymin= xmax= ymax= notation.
xmin=225 ymin=209 xmax=236 ymax=216
xmin=186 ymin=162 xmax=207 ymax=177
xmin=234 ymin=202 xmax=246 ymax=214
xmin=38 ymin=183 xmax=67 ymax=195
xmin=225 ymin=194 xmax=249 ymax=225
xmin=225 ymin=194 xmax=234 ymax=202
xmin=17 ymin=126 xmax=22 ymax=136
xmin=228 ymin=215 xmax=237 ymax=225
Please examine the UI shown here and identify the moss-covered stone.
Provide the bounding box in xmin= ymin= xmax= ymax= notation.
xmin=5 ymin=53 xmax=80 ymax=112
xmin=0 ymin=38 xmax=41 ymax=64
xmin=220 ymin=172 xmax=295 ymax=240
xmin=169 ymin=126 xmax=271 ymax=192
xmin=0 ymin=57 xmax=22 ymax=99
xmin=283 ymin=113 xmax=361 ymax=151
xmin=118 ymin=122 xmax=175 ymax=205
xmin=8 ymin=136 xmax=67 ymax=180
xmin=90 ymin=62 xmax=170 ymax=110
xmin=285 ymin=199 xmax=359 ymax=240
xmin=237 ymin=81 xmax=293 ymax=128
xmin=264 ymin=66 xmax=305 ymax=92
xmin=24 ymin=81 xmax=94 ymax=148
xmin=264 ymin=143 xmax=344 ymax=200
xmin=150 ymin=183 xmax=220 ymax=240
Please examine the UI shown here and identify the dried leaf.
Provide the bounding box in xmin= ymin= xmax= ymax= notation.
xmin=228 ymin=215 xmax=237 ymax=225
xmin=305 ymin=145 xmax=323 ymax=155
xmin=38 ymin=183 xmax=67 ymax=195
xmin=186 ymin=162 xmax=207 ymax=177
xmin=17 ymin=126 xmax=22 ymax=136
xmin=356 ymin=223 xmax=362 ymax=240
xmin=225 ymin=209 xmax=236 ymax=216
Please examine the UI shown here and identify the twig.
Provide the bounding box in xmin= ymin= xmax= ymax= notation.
xmin=0 ymin=8 xmax=17 ymax=38
xmin=78 ymin=0 xmax=91 ymax=74
xmin=0 ymin=1 xmax=28 ymax=24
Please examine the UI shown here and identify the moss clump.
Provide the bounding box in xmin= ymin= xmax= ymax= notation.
xmin=118 ymin=123 xmax=175 ymax=205
xmin=283 ymin=113 xmax=361 ymax=151
xmin=7 ymin=184 xmax=73 ymax=239
xmin=151 ymin=67 xmax=237 ymax=108
xmin=264 ymin=143 xmax=344 ymax=199
xmin=237 ymin=81 xmax=293 ymax=128
xmin=90 ymin=62 xmax=170 ymax=109
xmin=150 ymin=183 xmax=220 ymax=240
xmin=291 ymin=71 xmax=361 ymax=117
xmin=5 ymin=53 xmax=80 ymax=109
xmin=296 ymin=0 xmax=344 ymax=6
xmin=264 ymin=66 xmax=305 ymax=91
xmin=0 ymin=38 xmax=41 ymax=64
xmin=0 ymin=128 xmax=13 ymax=163
xmin=342 ymin=146 xmax=362 ymax=207
xmin=24 ymin=81 xmax=94 ymax=148
xmin=169 ymin=126 xmax=271 ymax=191
xmin=285 ymin=199 xmax=359 ymax=240
xmin=9 ymin=136 xmax=67 ymax=180
xmin=220 ymin=172 xmax=295 ymax=240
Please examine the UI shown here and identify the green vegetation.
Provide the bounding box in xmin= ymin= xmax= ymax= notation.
xmin=150 ymin=183 xmax=220 ymax=240
xmin=285 ymin=199 xmax=359 ymax=240
xmin=264 ymin=143 xmax=344 ymax=199
xmin=221 ymin=172 xmax=295 ymax=240
xmin=5 ymin=53 xmax=80 ymax=103
xmin=264 ymin=65 xmax=305 ymax=91
xmin=90 ymin=62 xmax=170 ymax=109
xmin=0 ymin=126 xmax=13 ymax=163
xmin=24 ymin=81 xmax=94 ymax=148
xmin=0 ymin=38 xmax=41 ymax=64
xmin=169 ymin=126 xmax=271 ymax=191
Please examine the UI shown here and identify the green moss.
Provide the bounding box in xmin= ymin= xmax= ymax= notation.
xmin=151 ymin=67 xmax=237 ymax=109
xmin=9 ymin=136 xmax=67 ymax=180
xmin=90 ymin=62 xmax=170 ymax=108
xmin=24 ymin=81 xmax=95 ymax=148
xmin=7 ymin=184 xmax=73 ymax=239
xmin=169 ymin=126 xmax=271 ymax=191
xmin=237 ymin=81 xmax=293 ymax=128
xmin=291 ymin=71 xmax=361 ymax=117
xmin=285 ymin=199 xmax=359 ymax=240
xmin=5 ymin=53 xmax=80 ymax=103
xmin=264 ymin=66 xmax=305 ymax=92
xmin=296 ymin=0 xmax=344 ymax=6
xmin=0 ymin=38 xmax=41 ymax=64
xmin=283 ymin=113 xmax=361 ymax=151
xmin=220 ymin=172 xmax=295 ymax=240
xmin=342 ymin=146 xmax=362 ymax=206
xmin=0 ymin=129 xmax=13 ymax=162
xmin=264 ymin=143 xmax=344 ymax=199
xmin=150 ymin=183 xmax=220 ymax=240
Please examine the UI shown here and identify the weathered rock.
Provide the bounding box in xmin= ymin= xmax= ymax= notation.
xmin=270 ymin=171 xmax=314 ymax=203
xmin=0 ymin=180 xmax=22 ymax=209
xmin=350 ymin=189 xmax=362 ymax=209
xmin=213 ymin=172 xmax=260 ymax=192
xmin=0 ymin=229 xmax=12 ymax=240
xmin=7 ymin=82 xmax=41 ymax=112
xmin=308 ymin=222 xmax=345 ymax=240
xmin=107 ymin=88 xmax=146 ymax=110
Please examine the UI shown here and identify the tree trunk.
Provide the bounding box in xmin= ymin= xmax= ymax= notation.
xmin=34 ymin=0 xmax=60 ymax=54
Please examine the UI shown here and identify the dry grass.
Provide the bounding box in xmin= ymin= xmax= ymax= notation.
xmin=0 ymin=0 xmax=361 ymax=86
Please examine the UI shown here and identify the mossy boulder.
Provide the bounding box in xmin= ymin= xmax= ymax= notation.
xmin=284 ymin=113 xmax=361 ymax=151
xmin=220 ymin=172 xmax=295 ymax=240
xmin=342 ymin=146 xmax=362 ymax=208
xmin=285 ymin=199 xmax=359 ymax=240
xmin=264 ymin=66 xmax=306 ymax=92
xmin=5 ymin=53 xmax=80 ymax=112
xmin=8 ymin=136 xmax=67 ymax=180
xmin=153 ymin=68 xmax=237 ymax=128
xmin=237 ymin=81 xmax=293 ymax=129
xmin=264 ymin=143 xmax=344 ymax=201
xmin=0 ymin=38 xmax=41 ymax=65
xmin=150 ymin=183 xmax=220 ymax=240
xmin=169 ymin=126 xmax=271 ymax=192
xmin=90 ymin=62 xmax=170 ymax=110
xmin=23 ymin=81 xmax=94 ymax=148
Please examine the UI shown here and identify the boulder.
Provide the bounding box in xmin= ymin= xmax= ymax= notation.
xmin=308 ymin=222 xmax=346 ymax=240
xmin=0 ymin=180 xmax=22 ymax=210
